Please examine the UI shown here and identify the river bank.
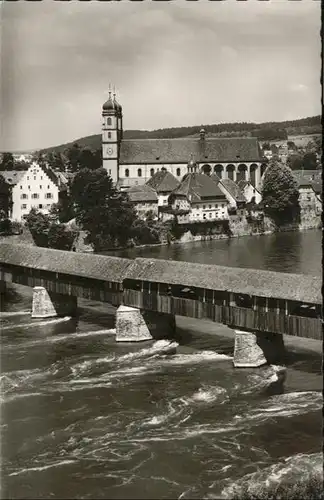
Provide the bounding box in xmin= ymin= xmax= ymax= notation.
xmin=0 ymin=209 xmax=320 ymax=253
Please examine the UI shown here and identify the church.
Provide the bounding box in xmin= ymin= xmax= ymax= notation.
xmin=102 ymin=90 xmax=266 ymax=191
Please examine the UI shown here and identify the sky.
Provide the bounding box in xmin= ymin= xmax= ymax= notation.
xmin=1 ymin=0 xmax=321 ymax=152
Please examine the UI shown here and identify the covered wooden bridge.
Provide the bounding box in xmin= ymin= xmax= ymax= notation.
xmin=0 ymin=243 xmax=322 ymax=340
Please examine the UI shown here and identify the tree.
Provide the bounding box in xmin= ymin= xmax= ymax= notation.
xmin=25 ymin=208 xmax=50 ymax=247
xmin=47 ymin=224 xmax=77 ymax=251
xmin=287 ymin=141 xmax=296 ymax=151
xmin=45 ymin=151 xmax=67 ymax=172
xmin=0 ymin=153 xmax=14 ymax=171
xmin=78 ymin=148 xmax=101 ymax=170
xmin=0 ymin=174 xmax=12 ymax=217
xmin=70 ymin=167 xmax=137 ymax=251
xmin=261 ymin=159 xmax=300 ymax=225
xmin=49 ymin=191 xmax=75 ymax=224
xmin=14 ymin=160 xmax=30 ymax=171
xmin=287 ymin=154 xmax=303 ymax=170
xmin=31 ymin=151 xmax=47 ymax=168
xmin=302 ymin=152 xmax=317 ymax=170
xmin=65 ymin=143 xmax=81 ymax=172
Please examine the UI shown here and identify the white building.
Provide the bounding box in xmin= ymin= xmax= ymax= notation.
xmin=237 ymin=180 xmax=262 ymax=204
xmin=101 ymin=89 xmax=266 ymax=191
xmin=4 ymin=162 xmax=67 ymax=221
xmin=168 ymin=164 xmax=229 ymax=223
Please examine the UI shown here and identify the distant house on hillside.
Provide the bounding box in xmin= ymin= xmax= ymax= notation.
xmin=293 ymin=170 xmax=322 ymax=183
xmin=3 ymin=162 xmax=68 ymax=221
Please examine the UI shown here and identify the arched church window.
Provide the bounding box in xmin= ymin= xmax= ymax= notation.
xmin=107 ymin=117 xmax=112 ymax=126
xmin=176 ymin=168 xmax=181 ymax=177
xmin=150 ymin=168 xmax=154 ymax=177
xmin=138 ymin=168 xmax=142 ymax=177
xmin=108 ymin=132 xmax=111 ymax=139
xmin=125 ymin=169 xmax=129 ymax=177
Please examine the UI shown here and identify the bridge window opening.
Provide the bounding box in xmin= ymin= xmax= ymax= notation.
xmin=170 ymin=285 xmax=198 ymax=300
xmin=213 ymin=291 xmax=227 ymax=306
xmin=267 ymin=298 xmax=278 ymax=311
xmin=149 ymin=282 xmax=158 ymax=293
xmin=205 ymin=289 xmax=214 ymax=304
xmin=234 ymin=294 xmax=253 ymax=309
xmin=289 ymin=301 xmax=318 ymax=319
xmin=124 ymin=279 xmax=142 ymax=291
xmin=158 ymin=283 xmax=172 ymax=296
xmin=256 ymin=296 xmax=267 ymax=312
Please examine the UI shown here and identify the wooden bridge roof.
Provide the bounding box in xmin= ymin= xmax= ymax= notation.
xmin=0 ymin=243 xmax=132 ymax=284
xmin=124 ymin=258 xmax=322 ymax=304
xmin=0 ymin=244 xmax=321 ymax=304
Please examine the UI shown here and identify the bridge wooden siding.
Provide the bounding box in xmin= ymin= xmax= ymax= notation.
xmin=0 ymin=243 xmax=322 ymax=340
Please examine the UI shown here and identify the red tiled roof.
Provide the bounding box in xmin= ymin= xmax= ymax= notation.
xmin=219 ymin=178 xmax=246 ymax=203
xmin=1 ymin=171 xmax=25 ymax=185
xmin=146 ymin=170 xmax=180 ymax=193
xmin=171 ymin=173 xmax=226 ymax=202
xmin=120 ymin=137 xmax=262 ymax=164
xmin=127 ymin=184 xmax=158 ymax=203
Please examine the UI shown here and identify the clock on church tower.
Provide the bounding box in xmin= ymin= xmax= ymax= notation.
xmin=102 ymin=87 xmax=123 ymax=184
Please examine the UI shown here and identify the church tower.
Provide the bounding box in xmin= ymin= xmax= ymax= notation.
xmin=102 ymin=86 xmax=123 ymax=184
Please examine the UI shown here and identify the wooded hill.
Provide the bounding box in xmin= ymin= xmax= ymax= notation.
xmin=42 ymin=115 xmax=321 ymax=154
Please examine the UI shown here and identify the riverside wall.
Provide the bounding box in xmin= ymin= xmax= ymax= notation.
xmin=1 ymin=209 xmax=321 ymax=252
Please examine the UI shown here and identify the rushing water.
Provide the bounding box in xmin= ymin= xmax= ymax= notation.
xmin=1 ymin=230 xmax=322 ymax=499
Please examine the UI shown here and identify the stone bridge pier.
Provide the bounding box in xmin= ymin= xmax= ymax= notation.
xmin=32 ymin=286 xmax=78 ymax=318
xmin=233 ymin=329 xmax=286 ymax=367
xmin=115 ymin=305 xmax=176 ymax=342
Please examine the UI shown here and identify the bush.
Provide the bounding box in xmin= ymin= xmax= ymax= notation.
xmin=10 ymin=221 xmax=23 ymax=235
xmin=0 ymin=218 xmax=12 ymax=234
xmin=25 ymin=208 xmax=50 ymax=247
xmin=47 ymin=224 xmax=77 ymax=251
xmin=132 ymin=219 xmax=160 ymax=245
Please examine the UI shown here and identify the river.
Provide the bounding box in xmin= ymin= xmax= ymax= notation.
xmin=1 ymin=230 xmax=322 ymax=499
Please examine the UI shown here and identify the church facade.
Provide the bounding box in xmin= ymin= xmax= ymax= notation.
xmin=102 ymin=91 xmax=266 ymax=191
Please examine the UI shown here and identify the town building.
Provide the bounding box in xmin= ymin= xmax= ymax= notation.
xmin=237 ymin=179 xmax=262 ymax=204
xmin=101 ymin=90 xmax=266 ymax=191
xmin=146 ymin=169 xmax=180 ymax=207
xmin=127 ymin=184 xmax=158 ymax=220
xmin=3 ymin=162 xmax=67 ymax=221
xmin=210 ymin=175 xmax=246 ymax=210
xmin=297 ymin=177 xmax=322 ymax=215
xmin=168 ymin=162 xmax=229 ymax=223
